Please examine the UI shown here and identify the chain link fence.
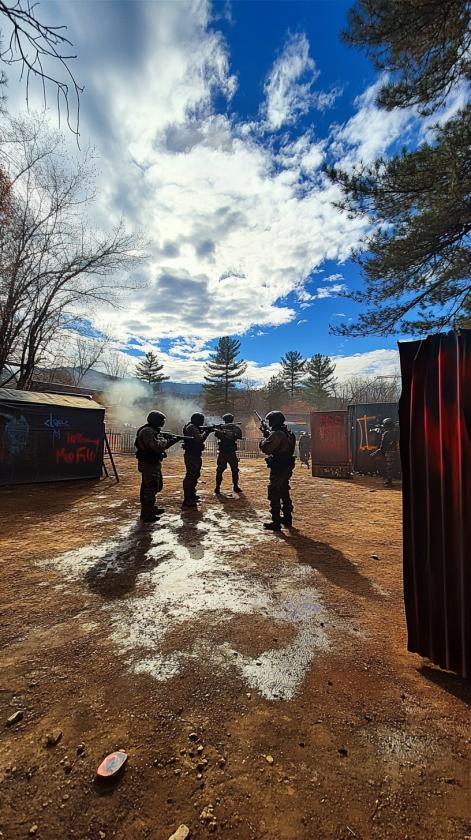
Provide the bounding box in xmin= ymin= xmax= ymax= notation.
xmin=106 ymin=428 xmax=263 ymax=458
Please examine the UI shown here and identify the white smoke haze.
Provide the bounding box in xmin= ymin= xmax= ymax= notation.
xmin=103 ymin=380 xmax=151 ymax=427
xmin=160 ymin=395 xmax=205 ymax=433
xmin=102 ymin=380 xmax=212 ymax=434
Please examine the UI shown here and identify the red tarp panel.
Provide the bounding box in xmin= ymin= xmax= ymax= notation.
xmin=399 ymin=331 xmax=471 ymax=677
xmin=310 ymin=410 xmax=351 ymax=478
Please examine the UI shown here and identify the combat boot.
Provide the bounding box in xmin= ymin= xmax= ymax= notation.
xmin=154 ymin=506 xmax=165 ymax=514
xmin=281 ymin=515 xmax=293 ymax=528
xmin=214 ymin=485 xmax=221 ymax=495
xmin=140 ymin=507 xmax=158 ymax=523
xmin=182 ymin=498 xmax=197 ymax=508
xmin=233 ymin=485 xmax=242 ymax=493
xmin=264 ymin=519 xmax=282 ymax=532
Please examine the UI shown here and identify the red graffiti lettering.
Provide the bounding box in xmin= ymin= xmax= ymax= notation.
xmin=56 ymin=446 xmax=97 ymax=464
xmin=66 ymin=432 xmax=100 ymax=448
xmin=55 ymin=448 xmax=75 ymax=464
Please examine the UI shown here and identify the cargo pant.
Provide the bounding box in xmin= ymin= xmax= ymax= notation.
xmin=268 ymin=465 xmax=294 ymax=524
xmin=299 ymin=448 xmax=310 ymax=466
xmin=183 ymin=452 xmax=203 ymax=503
xmin=215 ymin=450 xmax=239 ymax=488
xmin=138 ymin=461 xmax=163 ymax=518
xmin=384 ymin=450 xmax=395 ymax=487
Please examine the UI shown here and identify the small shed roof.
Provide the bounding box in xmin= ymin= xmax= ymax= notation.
xmin=0 ymin=388 xmax=104 ymax=411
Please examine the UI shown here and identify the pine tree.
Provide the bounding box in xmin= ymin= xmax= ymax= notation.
xmin=264 ymin=374 xmax=288 ymax=410
xmin=203 ymin=336 xmax=247 ymax=411
xmin=135 ymin=351 xmax=169 ymax=391
xmin=280 ymin=351 xmax=306 ymax=399
xmin=326 ymin=0 xmax=471 ymax=335
xmin=303 ymin=354 xmax=337 ymax=405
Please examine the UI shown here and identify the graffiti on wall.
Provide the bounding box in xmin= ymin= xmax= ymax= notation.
xmin=55 ymin=431 xmax=101 ymax=465
xmin=0 ymin=411 xmax=29 ymax=458
xmin=355 ymin=415 xmax=381 ymax=452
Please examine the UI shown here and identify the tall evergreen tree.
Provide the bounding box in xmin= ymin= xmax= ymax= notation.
xmin=303 ymin=354 xmax=337 ymax=404
xmin=203 ymin=336 xmax=247 ymax=411
xmin=135 ymin=351 xmax=169 ymax=391
xmin=264 ymin=374 xmax=288 ymax=410
xmin=280 ymin=351 xmax=306 ymax=399
xmin=327 ymin=0 xmax=471 ymax=335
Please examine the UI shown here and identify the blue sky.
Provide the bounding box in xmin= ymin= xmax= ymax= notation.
xmin=4 ymin=0 xmax=463 ymax=382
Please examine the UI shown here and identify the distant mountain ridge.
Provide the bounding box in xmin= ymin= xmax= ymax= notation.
xmin=35 ymin=367 xmax=203 ymax=395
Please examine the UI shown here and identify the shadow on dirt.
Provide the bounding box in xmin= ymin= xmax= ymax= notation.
xmin=84 ymin=521 xmax=170 ymax=599
xmin=215 ymin=491 xmax=258 ymax=520
xmin=0 ymin=476 xmax=118 ymax=539
xmin=278 ymin=528 xmax=381 ymax=600
xmin=176 ymin=507 xmax=205 ymax=559
xmin=419 ymin=665 xmax=471 ymax=707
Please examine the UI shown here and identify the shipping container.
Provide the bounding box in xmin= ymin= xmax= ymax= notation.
xmin=310 ymin=410 xmax=351 ymax=478
xmin=0 ymin=389 xmax=105 ymax=486
xmin=348 ymin=402 xmax=401 ymax=478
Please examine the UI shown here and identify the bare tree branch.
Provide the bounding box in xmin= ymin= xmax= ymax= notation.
xmin=0 ymin=115 xmax=145 ymax=389
xmin=0 ymin=0 xmax=83 ymax=136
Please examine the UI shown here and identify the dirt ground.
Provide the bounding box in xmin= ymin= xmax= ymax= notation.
xmin=1 ymin=455 xmax=470 ymax=840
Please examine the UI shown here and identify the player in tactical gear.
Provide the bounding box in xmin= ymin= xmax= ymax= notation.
xmin=135 ymin=411 xmax=180 ymax=522
xmin=298 ymin=431 xmax=311 ymax=467
xmin=182 ymin=413 xmax=213 ymax=507
xmin=371 ymin=417 xmax=399 ymax=487
xmin=214 ymin=413 xmax=243 ymax=494
xmin=259 ymin=410 xmax=296 ymax=531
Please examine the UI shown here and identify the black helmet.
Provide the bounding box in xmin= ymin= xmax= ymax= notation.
xmin=266 ymin=410 xmax=285 ymax=429
xmin=191 ymin=412 xmax=205 ymax=426
xmin=382 ymin=417 xmax=395 ymax=429
xmin=147 ymin=411 xmax=166 ymax=429
xmin=222 ymin=413 xmax=234 ymax=423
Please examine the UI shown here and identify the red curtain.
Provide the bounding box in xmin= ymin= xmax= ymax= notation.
xmin=399 ymin=330 xmax=471 ymax=677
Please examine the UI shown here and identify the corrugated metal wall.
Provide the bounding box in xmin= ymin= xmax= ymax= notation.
xmin=399 ymin=330 xmax=471 ymax=677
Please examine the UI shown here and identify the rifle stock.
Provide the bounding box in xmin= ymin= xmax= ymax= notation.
xmin=161 ymin=432 xmax=193 ymax=442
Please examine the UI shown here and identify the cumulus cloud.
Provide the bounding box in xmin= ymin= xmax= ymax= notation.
xmin=332 ymin=349 xmax=400 ymax=380
xmin=3 ymin=2 xmax=421 ymax=378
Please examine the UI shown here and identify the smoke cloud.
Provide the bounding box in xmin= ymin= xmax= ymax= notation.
xmin=102 ymin=380 xmax=211 ymax=433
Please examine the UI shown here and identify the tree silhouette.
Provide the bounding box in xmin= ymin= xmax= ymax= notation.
xmin=203 ymin=336 xmax=247 ymax=411
xmin=303 ymin=354 xmax=337 ymax=405
xmin=135 ymin=351 xmax=169 ymax=391
xmin=280 ymin=351 xmax=305 ymax=399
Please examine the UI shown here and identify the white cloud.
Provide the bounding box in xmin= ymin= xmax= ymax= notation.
xmin=297 ymin=319 xmax=308 ymax=325
xmin=332 ymin=349 xmax=399 ymax=380
xmin=262 ymin=33 xmax=320 ymax=130
xmin=314 ymin=283 xmax=347 ymax=299
xmin=2 ymin=3 xmax=424 ymax=381
xmin=331 ymin=76 xmax=414 ymax=170
xmin=324 ymin=273 xmax=343 ymax=282
xmin=420 ymin=80 xmax=471 ymax=140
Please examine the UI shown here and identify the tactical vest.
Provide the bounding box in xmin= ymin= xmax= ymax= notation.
xmin=182 ymin=423 xmax=205 ymax=455
xmin=267 ymin=426 xmax=296 ymax=471
xmin=217 ymin=423 xmax=241 ymax=453
xmin=134 ymin=424 xmax=163 ymax=464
